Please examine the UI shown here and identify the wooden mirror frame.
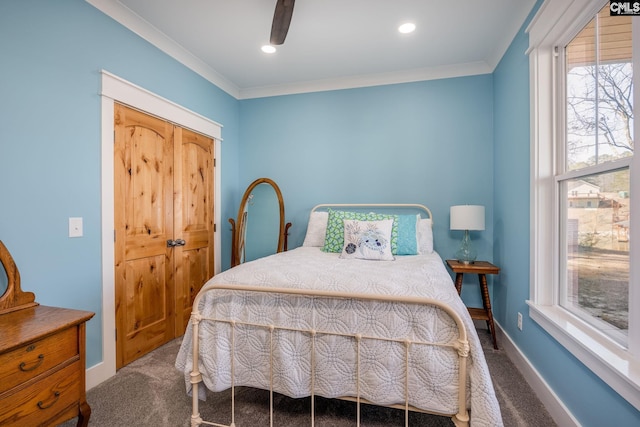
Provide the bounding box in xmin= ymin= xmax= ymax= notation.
xmin=0 ymin=240 xmax=38 ymax=315
xmin=228 ymin=178 xmax=291 ymax=268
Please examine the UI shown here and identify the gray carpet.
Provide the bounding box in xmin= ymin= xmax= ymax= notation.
xmin=61 ymin=329 xmax=556 ymax=426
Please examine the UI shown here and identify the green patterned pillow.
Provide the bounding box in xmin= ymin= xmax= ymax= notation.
xmin=322 ymin=209 xmax=398 ymax=253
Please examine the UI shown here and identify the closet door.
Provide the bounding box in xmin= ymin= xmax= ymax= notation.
xmin=173 ymin=127 xmax=215 ymax=335
xmin=114 ymin=104 xmax=175 ymax=368
xmin=113 ymin=104 xmax=216 ymax=368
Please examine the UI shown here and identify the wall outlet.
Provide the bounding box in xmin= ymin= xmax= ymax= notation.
xmin=517 ymin=312 xmax=523 ymax=331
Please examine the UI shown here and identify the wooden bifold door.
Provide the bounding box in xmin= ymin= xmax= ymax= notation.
xmin=114 ymin=103 xmax=215 ymax=368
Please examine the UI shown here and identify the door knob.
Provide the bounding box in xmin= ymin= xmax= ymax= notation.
xmin=167 ymin=239 xmax=186 ymax=247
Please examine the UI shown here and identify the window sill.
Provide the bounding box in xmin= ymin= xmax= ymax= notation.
xmin=528 ymin=302 xmax=640 ymax=411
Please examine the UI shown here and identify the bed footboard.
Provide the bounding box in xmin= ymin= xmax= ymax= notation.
xmin=188 ymin=283 xmax=470 ymax=427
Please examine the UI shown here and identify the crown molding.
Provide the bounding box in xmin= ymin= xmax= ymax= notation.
xmin=86 ymin=0 xmax=240 ymax=98
xmin=238 ymin=61 xmax=493 ymax=100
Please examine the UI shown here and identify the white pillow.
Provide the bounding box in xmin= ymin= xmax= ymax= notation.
xmin=340 ymin=219 xmax=395 ymax=261
xmin=418 ymin=218 xmax=434 ymax=254
xmin=302 ymin=211 xmax=329 ymax=247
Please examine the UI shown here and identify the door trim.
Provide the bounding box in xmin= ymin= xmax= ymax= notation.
xmin=91 ymin=70 xmax=222 ymax=389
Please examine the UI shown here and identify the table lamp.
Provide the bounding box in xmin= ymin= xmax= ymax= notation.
xmin=450 ymin=205 xmax=485 ymax=264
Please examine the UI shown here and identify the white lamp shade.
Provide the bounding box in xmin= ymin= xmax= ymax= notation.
xmin=450 ymin=205 xmax=485 ymax=231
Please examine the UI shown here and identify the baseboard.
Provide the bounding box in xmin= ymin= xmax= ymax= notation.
xmin=495 ymin=321 xmax=581 ymax=427
xmin=85 ymin=360 xmax=116 ymax=391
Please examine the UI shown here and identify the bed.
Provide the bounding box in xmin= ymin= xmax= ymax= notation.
xmin=175 ymin=204 xmax=503 ymax=427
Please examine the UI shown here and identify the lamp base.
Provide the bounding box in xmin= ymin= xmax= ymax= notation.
xmin=455 ymin=230 xmax=477 ymax=264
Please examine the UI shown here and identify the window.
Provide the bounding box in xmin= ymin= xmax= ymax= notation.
xmin=528 ymin=0 xmax=639 ymax=410
xmin=561 ymin=4 xmax=633 ymax=344
xmin=560 ymin=4 xmax=633 ymax=345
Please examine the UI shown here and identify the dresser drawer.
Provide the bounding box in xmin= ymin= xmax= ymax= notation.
xmin=0 ymin=360 xmax=82 ymax=426
xmin=0 ymin=326 xmax=78 ymax=393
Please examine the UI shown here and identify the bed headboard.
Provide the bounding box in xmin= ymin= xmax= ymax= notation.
xmin=305 ymin=203 xmax=434 ymax=255
xmin=311 ymin=203 xmax=433 ymax=223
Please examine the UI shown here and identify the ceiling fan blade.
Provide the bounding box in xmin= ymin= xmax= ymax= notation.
xmin=270 ymin=0 xmax=295 ymax=45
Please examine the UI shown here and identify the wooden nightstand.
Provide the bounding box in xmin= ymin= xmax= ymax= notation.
xmin=446 ymin=260 xmax=500 ymax=349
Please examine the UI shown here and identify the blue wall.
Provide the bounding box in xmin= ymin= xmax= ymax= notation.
xmin=0 ymin=0 xmax=240 ymax=367
xmin=239 ymin=79 xmax=495 ymax=306
xmin=492 ymin=2 xmax=640 ymax=425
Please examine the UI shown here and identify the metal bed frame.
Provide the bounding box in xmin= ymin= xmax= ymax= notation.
xmin=187 ymin=204 xmax=471 ymax=427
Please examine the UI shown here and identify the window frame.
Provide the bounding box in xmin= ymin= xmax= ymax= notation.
xmin=527 ymin=0 xmax=640 ymax=410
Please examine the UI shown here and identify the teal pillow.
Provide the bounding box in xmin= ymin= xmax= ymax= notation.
xmin=395 ymin=214 xmax=419 ymax=255
xmin=322 ymin=209 xmax=398 ymax=253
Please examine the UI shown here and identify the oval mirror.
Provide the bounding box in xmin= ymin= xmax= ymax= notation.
xmin=229 ymin=178 xmax=291 ymax=267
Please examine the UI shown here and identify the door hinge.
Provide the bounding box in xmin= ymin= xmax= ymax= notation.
xmin=214 ymin=223 xmax=217 ymax=232
xmin=114 ymin=230 xmax=116 ymax=242
xmin=213 ymin=158 xmax=216 ymax=168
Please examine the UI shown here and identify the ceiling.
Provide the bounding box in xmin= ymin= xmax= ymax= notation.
xmin=88 ymin=0 xmax=536 ymax=99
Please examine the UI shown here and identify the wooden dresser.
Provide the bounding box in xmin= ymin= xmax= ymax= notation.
xmin=0 ymin=305 xmax=94 ymax=426
xmin=0 ymin=241 xmax=95 ymax=426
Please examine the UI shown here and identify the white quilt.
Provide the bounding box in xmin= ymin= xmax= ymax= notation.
xmin=175 ymin=247 xmax=503 ymax=426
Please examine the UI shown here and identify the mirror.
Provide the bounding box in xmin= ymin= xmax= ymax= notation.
xmin=0 ymin=240 xmax=38 ymax=315
xmin=229 ymin=178 xmax=291 ymax=267
xmin=0 ymin=259 xmax=7 ymax=298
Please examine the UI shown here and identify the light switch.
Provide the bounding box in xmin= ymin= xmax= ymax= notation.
xmin=69 ymin=217 xmax=83 ymax=238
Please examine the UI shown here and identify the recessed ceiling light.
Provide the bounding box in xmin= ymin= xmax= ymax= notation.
xmin=261 ymin=45 xmax=276 ymax=54
xmin=398 ymin=23 xmax=416 ymax=34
